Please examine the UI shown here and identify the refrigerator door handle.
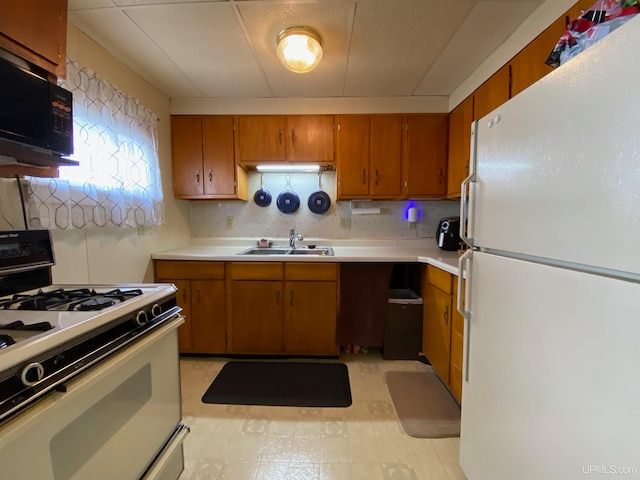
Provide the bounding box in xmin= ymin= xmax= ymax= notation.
xmin=458 ymin=249 xmax=473 ymax=382
xmin=460 ymin=121 xmax=478 ymax=247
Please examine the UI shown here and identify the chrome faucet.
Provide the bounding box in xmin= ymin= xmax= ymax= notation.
xmin=289 ymin=226 xmax=303 ymax=248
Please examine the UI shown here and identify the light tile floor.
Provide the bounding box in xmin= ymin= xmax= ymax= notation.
xmin=179 ymin=350 xmax=468 ymax=480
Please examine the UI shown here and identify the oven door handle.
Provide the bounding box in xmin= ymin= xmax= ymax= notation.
xmin=140 ymin=423 xmax=190 ymax=480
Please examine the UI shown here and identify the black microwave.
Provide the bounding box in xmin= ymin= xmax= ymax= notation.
xmin=0 ymin=52 xmax=74 ymax=165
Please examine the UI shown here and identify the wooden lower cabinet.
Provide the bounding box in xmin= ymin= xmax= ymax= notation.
xmin=154 ymin=260 xmax=227 ymax=354
xmin=284 ymin=263 xmax=339 ymax=355
xmin=191 ymin=279 xmax=227 ymax=353
xmin=449 ymin=277 xmax=465 ymax=401
xmin=421 ymin=264 xmax=464 ymax=402
xmin=227 ymin=262 xmax=339 ymax=355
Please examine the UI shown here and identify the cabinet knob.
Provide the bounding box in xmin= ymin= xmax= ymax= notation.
xmin=208 ymin=169 xmax=213 ymax=184
xmin=278 ymin=129 xmax=283 ymax=145
xmin=444 ymin=305 xmax=449 ymax=325
xmin=289 ymin=289 xmax=294 ymax=306
xmin=374 ymin=169 xmax=379 ymax=186
xmin=291 ymin=129 xmax=295 ymax=145
xmin=196 ymin=169 xmax=200 ymax=184
xmin=362 ymin=169 xmax=366 ymax=185
xmin=439 ymin=168 xmax=443 ymax=184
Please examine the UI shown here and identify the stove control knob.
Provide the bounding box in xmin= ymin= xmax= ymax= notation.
xmin=20 ymin=362 xmax=45 ymax=386
xmin=136 ymin=310 xmax=149 ymax=325
xmin=151 ymin=303 xmax=162 ymax=318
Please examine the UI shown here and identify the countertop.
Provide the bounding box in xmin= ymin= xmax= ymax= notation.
xmin=152 ymin=238 xmax=462 ymax=276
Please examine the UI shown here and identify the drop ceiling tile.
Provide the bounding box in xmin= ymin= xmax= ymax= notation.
xmin=237 ymin=0 xmax=354 ymax=98
xmin=123 ymin=3 xmax=273 ymax=98
xmin=342 ymin=0 xmax=479 ymax=97
xmin=415 ymin=0 xmax=543 ymax=96
xmin=69 ymin=9 xmax=203 ymax=97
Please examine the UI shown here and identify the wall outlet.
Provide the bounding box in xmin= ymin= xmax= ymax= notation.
xmin=340 ymin=217 xmax=351 ymax=229
xmin=226 ymin=216 xmax=233 ymax=229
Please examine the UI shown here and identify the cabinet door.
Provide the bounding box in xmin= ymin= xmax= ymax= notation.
xmin=202 ymin=116 xmax=237 ymax=196
xmin=284 ymin=281 xmax=337 ymax=355
xmin=336 ymin=115 xmax=370 ymax=198
xmin=171 ymin=279 xmax=193 ymax=353
xmin=229 ymin=280 xmax=283 ymax=354
xmin=171 ymin=116 xmax=204 ymax=197
xmin=370 ymin=114 xmax=403 ymax=198
xmin=237 ymin=116 xmax=286 ymax=162
xmin=422 ymin=283 xmax=452 ymax=381
xmin=473 ymin=64 xmax=510 ymax=121
xmin=191 ymin=279 xmax=227 ymax=353
xmin=403 ymin=114 xmax=448 ymax=198
xmin=0 ymin=0 xmax=67 ymax=77
xmin=449 ymin=278 xmax=465 ymax=402
xmin=286 ymin=115 xmax=334 ymax=162
xmin=447 ymin=96 xmax=474 ymax=198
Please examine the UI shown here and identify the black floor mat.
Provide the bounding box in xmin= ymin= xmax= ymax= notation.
xmin=201 ymin=361 xmax=352 ymax=408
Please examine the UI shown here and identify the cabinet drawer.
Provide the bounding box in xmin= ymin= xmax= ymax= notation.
xmin=427 ymin=265 xmax=452 ymax=294
xmin=229 ymin=262 xmax=283 ymax=280
xmin=285 ymin=263 xmax=338 ymax=281
xmin=155 ymin=260 xmax=224 ymax=280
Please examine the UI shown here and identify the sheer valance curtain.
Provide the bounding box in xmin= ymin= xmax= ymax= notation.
xmin=26 ymin=57 xmax=165 ymax=229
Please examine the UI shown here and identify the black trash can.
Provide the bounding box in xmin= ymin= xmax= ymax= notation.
xmin=383 ymin=289 xmax=423 ymax=360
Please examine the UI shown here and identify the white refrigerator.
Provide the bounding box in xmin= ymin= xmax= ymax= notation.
xmin=458 ymin=15 xmax=640 ymax=480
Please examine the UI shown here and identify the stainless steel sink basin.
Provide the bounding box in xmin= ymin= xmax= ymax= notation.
xmin=236 ymin=247 xmax=291 ymax=255
xmin=236 ymin=246 xmax=334 ymax=256
xmin=288 ymin=247 xmax=334 ymax=255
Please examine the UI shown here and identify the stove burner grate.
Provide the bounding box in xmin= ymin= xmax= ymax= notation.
xmin=0 ymin=321 xmax=54 ymax=349
xmin=0 ymin=288 xmax=144 ymax=312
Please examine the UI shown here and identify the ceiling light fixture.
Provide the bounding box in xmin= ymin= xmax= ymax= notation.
xmin=276 ymin=26 xmax=323 ymax=73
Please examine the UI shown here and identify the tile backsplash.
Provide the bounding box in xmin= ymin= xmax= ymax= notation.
xmin=190 ymin=172 xmax=460 ymax=241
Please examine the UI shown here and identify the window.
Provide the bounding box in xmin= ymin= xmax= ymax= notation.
xmin=27 ymin=58 xmax=164 ymax=229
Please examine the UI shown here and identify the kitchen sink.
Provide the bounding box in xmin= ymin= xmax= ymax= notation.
xmin=236 ymin=246 xmax=334 ymax=256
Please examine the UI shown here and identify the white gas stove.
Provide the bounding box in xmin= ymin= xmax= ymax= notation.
xmin=0 ymin=230 xmax=188 ymax=480
xmin=0 ymin=283 xmax=178 ymax=372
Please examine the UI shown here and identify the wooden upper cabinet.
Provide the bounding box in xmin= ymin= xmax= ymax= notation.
xmin=171 ymin=116 xmax=203 ymax=197
xmin=203 ymin=116 xmax=238 ymax=196
xmin=171 ymin=115 xmax=247 ymax=200
xmin=237 ymin=115 xmax=286 ymax=162
xmin=510 ymin=0 xmax=595 ymax=97
xmin=370 ymin=114 xmax=403 ymax=198
xmin=473 ymin=64 xmax=511 ymax=121
xmin=510 ymin=16 xmax=566 ymax=97
xmin=403 ymin=114 xmax=449 ymax=198
xmin=236 ymin=115 xmax=334 ymax=164
xmin=286 ymin=115 xmax=334 ymax=162
xmin=447 ymin=96 xmax=474 ymax=199
xmin=336 ymin=114 xmax=403 ymax=199
xmin=336 ymin=115 xmax=370 ymax=198
xmin=0 ymin=0 xmax=67 ymax=78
